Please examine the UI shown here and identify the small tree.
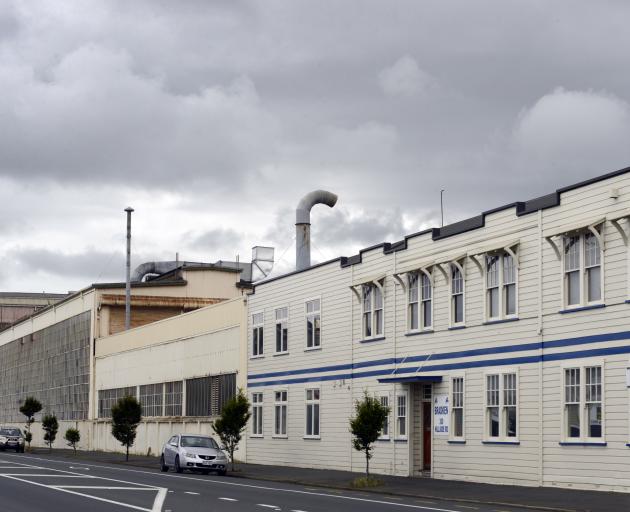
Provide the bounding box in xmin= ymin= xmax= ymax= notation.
xmin=42 ymin=414 xmax=59 ymax=452
xmin=20 ymin=397 xmax=42 ymax=450
xmin=64 ymin=428 xmax=81 ymax=454
xmin=111 ymin=395 xmax=142 ymax=461
xmin=350 ymin=393 xmax=390 ymax=478
xmin=212 ymin=389 xmax=251 ymax=471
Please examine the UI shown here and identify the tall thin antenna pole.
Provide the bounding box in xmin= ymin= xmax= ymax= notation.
xmin=440 ymin=189 xmax=445 ymax=227
xmin=124 ymin=207 xmax=134 ymax=331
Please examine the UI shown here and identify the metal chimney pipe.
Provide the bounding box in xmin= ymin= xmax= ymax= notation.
xmin=124 ymin=207 xmax=134 ymax=330
xmin=295 ymin=190 xmax=338 ymax=271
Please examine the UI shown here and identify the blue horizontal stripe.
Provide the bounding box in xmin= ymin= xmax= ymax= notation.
xmin=248 ymin=329 xmax=630 ymax=384
xmin=248 ymin=343 xmax=630 ymax=388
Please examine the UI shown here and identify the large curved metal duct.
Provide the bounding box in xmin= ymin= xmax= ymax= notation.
xmin=131 ymin=261 xmax=185 ymax=282
xmin=295 ymin=190 xmax=338 ymax=271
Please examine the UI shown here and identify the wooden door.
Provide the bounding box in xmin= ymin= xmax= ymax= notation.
xmin=422 ymin=401 xmax=431 ymax=470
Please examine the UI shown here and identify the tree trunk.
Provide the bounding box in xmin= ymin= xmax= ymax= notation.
xmin=230 ymin=446 xmax=234 ymax=471
xmin=126 ymin=444 xmax=129 ymax=462
xmin=366 ymin=450 xmax=369 ymax=478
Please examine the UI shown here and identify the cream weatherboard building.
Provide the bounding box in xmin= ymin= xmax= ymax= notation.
xmin=246 ymin=166 xmax=630 ymax=492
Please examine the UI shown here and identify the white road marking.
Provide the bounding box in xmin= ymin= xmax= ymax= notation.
xmin=291 ymin=509 xmax=309 ymax=512
xmin=219 ymin=497 xmax=238 ymax=501
xmin=0 ymin=457 xmax=169 ymax=512
xmin=257 ymin=505 xmax=280 ymax=510
xmin=52 ymin=486 xmax=158 ymax=490
xmin=184 ymin=491 xmax=200 ymax=495
xmin=70 ymin=466 xmax=90 ymax=470
xmin=8 ymin=454 xmax=466 ymax=512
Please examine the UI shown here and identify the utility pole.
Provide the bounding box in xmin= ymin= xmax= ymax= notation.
xmin=124 ymin=207 xmax=134 ymax=331
xmin=440 ymin=189 xmax=445 ymax=227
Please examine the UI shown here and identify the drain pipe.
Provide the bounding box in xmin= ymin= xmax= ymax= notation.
xmin=124 ymin=207 xmax=134 ymax=330
xmin=295 ymin=190 xmax=338 ymax=271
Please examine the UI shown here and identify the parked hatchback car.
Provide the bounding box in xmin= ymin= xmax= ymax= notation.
xmin=0 ymin=427 xmax=25 ymax=453
xmin=160 ymin=434 xmax=227 ymax=475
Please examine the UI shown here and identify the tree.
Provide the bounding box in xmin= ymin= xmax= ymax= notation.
xmin=111 ymin=395 xmax=142 ymax=461
xmin=212 ymin=389 xmax=251 ymax=471
xmin=349 ymin=393 xmax=390 ymax=478
xmin=41 ymin=414 xmax=59 ymax=452
xmin=19 ymin=396 xmax=42 ymax=451
xmin=64 ymin=428 xmax=81 ymax=454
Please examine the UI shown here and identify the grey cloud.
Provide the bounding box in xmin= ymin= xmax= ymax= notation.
xmin=8 ymin=247 xmax=127 ymax=283
xmin=183 ymin=228 xmax=243 ymax=252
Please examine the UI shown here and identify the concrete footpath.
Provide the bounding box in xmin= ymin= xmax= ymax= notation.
xmin=24 ymin=448 xmax=630 ymax=512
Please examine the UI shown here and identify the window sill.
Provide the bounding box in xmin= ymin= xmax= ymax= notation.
xmin=559 ymin=441 xmax=607 ymax=446
xmin=273 ymin=352 xmax=290 ymax=357
xmin=482 ymin=440 xmax=520 ymax=445
xmin=393 ymin=438 xmax=408 ymax=443
xmin=404 ymin=330 xmax=434 ymax=337
xmin=304 ymin=346 xmax=322 ymax=352
xmin=303 ymin=436 xmax=321 ymax=440
xmin=249 ymin=435 xmax=264 ymax=439
xmin=359 ymin=336 xmax=386 ymax=344
xmin=448 ymin=325 xmax=466 ymax=331
xmin=447 ymin=439 xmax=466 ymax=444
xmin=559 ymin=304 xmax=605 ymax=314
xmin=272 ymin=435 xmax=288 ymax=439
xmin=250 ymin=355 xmax=265 ymax=360
xmin=377 ymin=437 xmax=390 ymax=442
xmin=483 ymin=317 xmax=519 ymax=326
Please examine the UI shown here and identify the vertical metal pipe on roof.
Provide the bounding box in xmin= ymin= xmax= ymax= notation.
xmin=295 ymin=190 xmax=338 ymax=271
xmin=124 ymin=207 xmax=134 ymax=330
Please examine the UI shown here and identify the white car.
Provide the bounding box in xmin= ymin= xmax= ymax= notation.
xmin=0 ymin=427 xmax=25 ymax=453
xmin=160 ymin=434 xmax=227 ymax=475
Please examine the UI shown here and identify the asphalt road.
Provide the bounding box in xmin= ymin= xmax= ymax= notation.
xmin=0 ymin=452 xmax=538 ymax=512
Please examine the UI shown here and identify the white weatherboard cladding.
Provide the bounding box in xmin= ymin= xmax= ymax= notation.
xmin=247 ymin=170 xmax=630 ymax=491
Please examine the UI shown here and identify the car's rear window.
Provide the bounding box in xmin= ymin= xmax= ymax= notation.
xmin=0 ymin=428 xmax=21 ymax=436
xmin=180 ymin=436 xmax=218 ymax=449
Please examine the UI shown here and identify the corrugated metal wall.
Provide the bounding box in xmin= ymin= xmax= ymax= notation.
xmin=0 ymin=311 xmax=91 ymax=422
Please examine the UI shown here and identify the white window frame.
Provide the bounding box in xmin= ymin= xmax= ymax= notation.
xmin=450 ymin=261 xmax=466 ymax=327
xmin=378 ymin=393 xmax=390 ymax=440
xmin=484 ymin=369 xmax=519 ymax=442
xmin=561 ymin=361 xmax=605 ymax=443
xmin=273 ymin=389 xmax=288 ymax=438
xmin=251 ymin=312 xmax=264 ymax=358
xmin=251 ymin=392 xmax=264 ymax=437
xmin=362 ymin=281 xmax=384 ymax=339
xmin=304 ymin=387 xmax=321 ymax=439
xmin=274 ymin=307 xmax=289 ymax=355
xmin=561 ymin=228 xmax=604 ymax=310
xmin=395 ymin=392 xmax=408 ymax=440
xmin=305 ymin=298 xmax=322 ymax=351
xmin=484 ymin=251 xmax=518 ymax=321
xmin=450 ymin=375 xmax=465 ymax=441
xmin=407 ymin=270 xmax=433 ymax=332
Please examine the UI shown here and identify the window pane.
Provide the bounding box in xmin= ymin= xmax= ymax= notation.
xmin=409 ymin=303 xmax=419 ymax=330
xmin=489 ymin=288 xmax=499 ymax=318
xmin=489 ymin=407 xmax=499 ymax=437
xmin=567 ymin=404 xmax=580 ymax=438
xmin=587 ymin=403 xmax=602 ymax=438
xmin=587 ymin=266 xmax=601 ymax=302
xmin=505 ymin=283 xmax=516 ymax=315
xmin=275 ymin=324 xmax=282 ymax=352
xmin=453 ymin=409 xmax=463 ymax=437
xmin=423 ymin=300 xmax=432 ymax=328
xmin=567 ymin=271 xmax=580 ymax=306
xmin=454 ymin=294 xmax=464 ymax=323
xmin=564 ymin=236 xmax=580 ymax=271
xmin=313 ymin=404 xmax=320 ymax=436
xmin=375 ymin=309 xmax=383 ymax=335
xmin=313 ymin=316 xmax=321 ymax=346
xmin=363 ymin=312 xmax=372 ymax=337
xmin=421 ymin=273 xmax=432 ymax=300
xmin=584 ymin=232 xmax=601 ymax=267
xmin=506 ymin=406 xmax=517 ymax=437
xmin=486 ymin=255 xmax=499 ymax=287
xmin=306 ymin=404 xmax=312 ymax=436
xmin=503 ymin=254 xmax=516 ymax=284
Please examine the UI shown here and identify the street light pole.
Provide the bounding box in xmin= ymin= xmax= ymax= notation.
xmin=124 ymin=207 xmax=134 ymax=331
xmin=440 ymin=189 xmax=445 ymax=227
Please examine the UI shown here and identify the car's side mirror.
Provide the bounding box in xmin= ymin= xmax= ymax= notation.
xmin=170 ymin=442 xmax=178 ymax=447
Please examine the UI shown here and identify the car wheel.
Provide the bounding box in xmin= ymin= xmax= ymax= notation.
xmin=218 ymin=470 xmax=227 ymax=476
xmin=160 ymin=455 xmax=169 ymax=472
xmin=15 ymin=447 xmax=20 ymax=453
xmin=175 ymin=455 xmax=183 ymax=474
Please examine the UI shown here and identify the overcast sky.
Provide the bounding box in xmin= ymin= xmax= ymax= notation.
xmin=1 ymin=1 xmax=630 ymax=292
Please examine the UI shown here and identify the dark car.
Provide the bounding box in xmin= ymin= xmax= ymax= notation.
xmin=0 ymin=427 xmax=25 ymax=453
